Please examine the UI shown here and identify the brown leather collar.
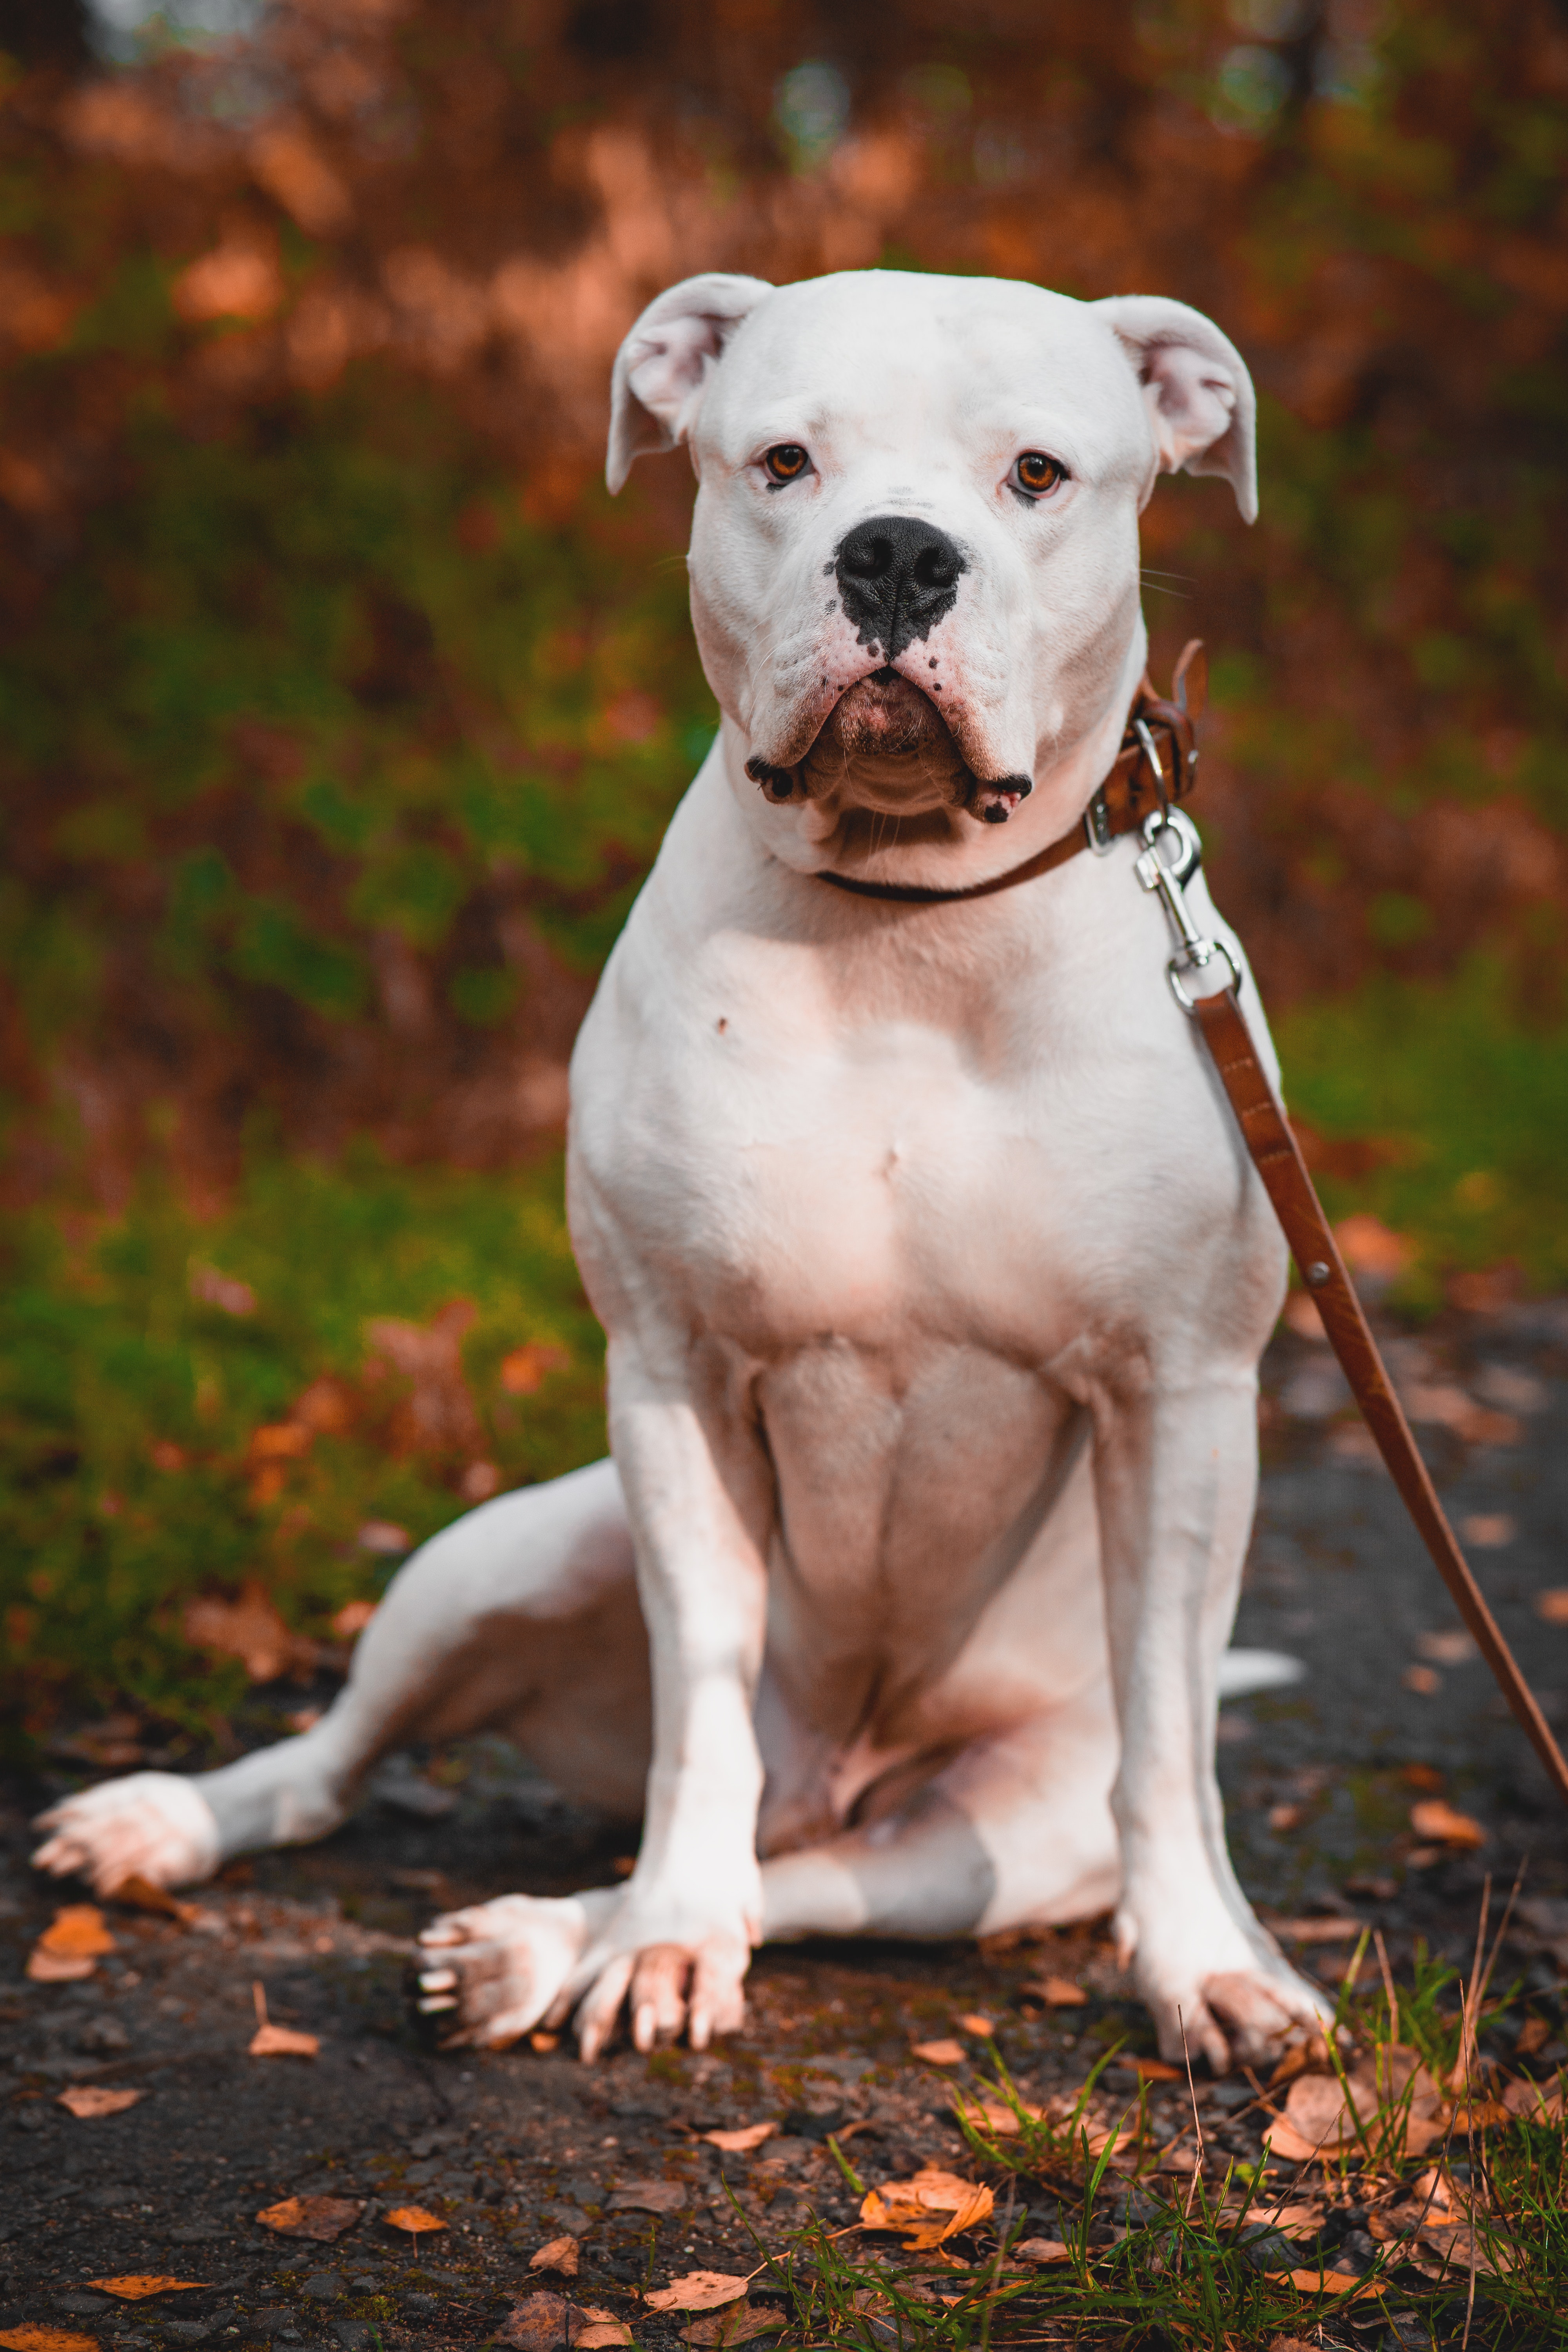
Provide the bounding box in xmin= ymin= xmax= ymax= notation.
xmin=813 ymin=641 xmax=1207 ymax=907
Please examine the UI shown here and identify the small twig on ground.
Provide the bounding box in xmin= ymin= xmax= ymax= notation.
xmin=1176 ymin=2007 xmax=1205 ymax=2221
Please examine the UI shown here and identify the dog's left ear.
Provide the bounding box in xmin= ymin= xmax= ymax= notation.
xmin=607 ymin=272 xmax=774 ymax=493
xmin=1092 ymin=296 xmax=1257 ymax=523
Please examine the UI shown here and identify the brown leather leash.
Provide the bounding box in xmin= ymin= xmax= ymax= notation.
xmin=810 ymin=642 xmax=1568 ymax=1805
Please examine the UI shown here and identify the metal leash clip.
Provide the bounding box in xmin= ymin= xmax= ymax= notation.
xmin=1133 ymin=806 xmax=1243 ymax=1014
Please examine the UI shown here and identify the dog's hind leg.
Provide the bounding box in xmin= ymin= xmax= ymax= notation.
xmin=32 ymin=1457 xmax=648 ymax=1895
xmin=755 ymin=1688 xmax=1122 ymax=1945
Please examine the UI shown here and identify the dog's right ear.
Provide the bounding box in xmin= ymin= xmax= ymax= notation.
xmin=606 ymin=273 xmax=773 ymax=494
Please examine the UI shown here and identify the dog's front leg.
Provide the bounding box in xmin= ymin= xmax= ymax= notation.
xmin=557 ymin=1350 xmax=772 ymax=2060
xmin=1091 ymin=1359 xmax=1330 ymax=2073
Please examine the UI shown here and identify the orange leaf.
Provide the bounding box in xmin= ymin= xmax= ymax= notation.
xmin=40 ymin=1905 xmax=116 ymax=1957
xmin=86 ymin=2279 xmax=207 ymax=2301
xmin=956 ymin=2095 xmax=1045 ymax=2137
xmin=255 ymin=2196 xmax=365 ymax=2241
xmin=531 ymin=2237 xmax=581 ymax=2276
xmin=644 ymin=2273 xmax=753 ymax=2313
xmin=57 ymin=2086 xmax=144 ymax=2118
xmin=682 ymin=2303 xmax=781 ymax=2345
xmin=1019 ymin=1976 xmax=1087 ymax=2007
xmin=1409 ymin=1799 xmax=1487 ymax=1848
xmin=25 ymin=1946 xmax=97 ymax=1982
xmin=249 ymin=2024 xmax=319 ymax=2058
xmin=1126 ymin=2056 xmax=1183 ymax=2081
xmin=109 ymin=1876 xmax=200 ymax=1925
xmin=701 ymin=2122 xmax=778 ymax=2152
xmin=0 ymin=2330 xmax=102 ymax=2352
xmin=384 ymin=2205 xmax=447 ymax=2235
xmin=1287 ymin=2268 xmax=1384 ymax=2299
xmin=910 ymin=2039 xmax=966 ymax=2065
xmin=955 ymin=2013 xmax=994 ymax=2036
xmin=858 ymin=2171 xmax=995 ymax=2247
xmin=1013 ymin=2239 xmax=1069 ymax=2265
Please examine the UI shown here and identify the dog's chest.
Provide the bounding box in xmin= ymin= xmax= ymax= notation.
xmin=629 ymin=1013 xmax=1084 ymax=1357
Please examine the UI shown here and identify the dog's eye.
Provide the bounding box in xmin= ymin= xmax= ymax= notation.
xmin=1013 ymin=451 xmax=1067 ymax=497
xmin=763 ymin=444 xmax=811 ymax=484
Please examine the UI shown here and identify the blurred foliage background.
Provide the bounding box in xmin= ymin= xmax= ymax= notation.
xmin=1 ymin=0 xmax=1566 ymax=1740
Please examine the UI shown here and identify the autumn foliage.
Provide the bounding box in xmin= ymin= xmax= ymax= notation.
xmin=1 ymin=0 xmax=1567 ymax=1731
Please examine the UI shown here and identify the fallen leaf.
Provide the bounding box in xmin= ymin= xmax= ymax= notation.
xmin=498 ymin=2291 xmax=592 ymax=2348
xmin=701 ymin=2122 xmax=778 ymax=2152
xmin=57 ymin=2085 xmax=144 ymax=2118
xmin=1264 ymin=2081 xmax=1353 ymax=2162
xmin=383 ymin=2205 xmax=446 ymax=2235
xmin=1013 ymin=2239 xmax=1069 ymax=2265
xmin=1409 ymin=1798 xmax=1487 ymax=1848
xmin=957 ymin=2097 xmax=1045 ymax=2137
xmin=682 ymin=2302 xmax=781 ymax=2345
xmin=85 ymin=2279 xmax=207 ymax=2301
xmin=530 ymin=2032 xmax=560 ymax=2054
xmin=1263 ymin=1916 xmax=1367 ymax=1945
xmin=1504 ymin=2075 xmax=1565 ymax=2122
xmin=500 ymin=1342 xmax=571 ymax=1396
xmin=332 ymin=1599 xmax=377 ymax=1638
xmin=357 ymin=1519 xmax=411 ymax=1554
xmin=580 ymin=2326 xmax=635 ymax=2349
xmin=1018 ymin=1975 xmax=1087 ymax=2007
xmin=190 ymin=1264 xmax=256 ymax=1316
xmin=859 ymin=2170 xmax=995 ymax=2248
xmin=183 ymin=1584 xmax=317 ymax=1682
xmin=606 ymin=2180 xmax=685 ymax=2214
xmin=955 ymin=2013 xmax=994 ymax=2036
xmin=1245 ymin=2204 xmax=1324 ymax=2241
xmin=644 ymin=2273 xmax=753 ymax=2313
xmin=0 ymin=2330 xmax=102 ymax=2352
xmin=1286 ymin=2269 xmax=1381 ymax=2297
xmin=531 ymin=2238 xmax=581 ymax=2277
xmin=26 ymin=1948 xmax=98 ymax=1983
xmin=910 ymin=2039 xmax=967 ymax=2065
xmin=1334 ymin=1214 xmax=1410 ymax=1280
xmin=1515 ymin=2016 xmax=1552 ymax=2057
xmin=255 ymin=2196 xmax=365 ymax=2242
xmin=250 ymin=1421 xmax=312 ymax=1462
xmin=249 ymin=2023 xmax=319 ymax=2057
xmin=1535 ymin=1589 xmax=1568 ymax=1626
xmin=40 ymin=1905 xmax=117 ymax=1956
xmin=1124 ymin=2056 xmax=1183 ymax=2081
xmin=109 ymin=1876 xmax=200 ymax=1925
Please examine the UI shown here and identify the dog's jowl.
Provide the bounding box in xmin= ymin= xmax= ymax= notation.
xmin=35 ymin=270 xmax=1325 ymax=2072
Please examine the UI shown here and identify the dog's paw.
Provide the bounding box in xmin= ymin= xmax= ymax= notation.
xmin=569 ymin=1929 xmax=751 ymax=2062
xmin=1143 ymin=1951 xmax=1333 ymax=2075
xmin=32 ymin=1773 xmax=222 ymax=1894
xmin=416 ymin=1890 xmax=619 ymax=2049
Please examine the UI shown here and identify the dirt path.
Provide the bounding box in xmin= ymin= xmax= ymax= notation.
xmin=4 ymin=1302 xmax=1567 ymax=2350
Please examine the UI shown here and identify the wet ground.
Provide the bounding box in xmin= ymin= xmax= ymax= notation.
xmin=4 ymin=1296 xmax=1568 ymax=2350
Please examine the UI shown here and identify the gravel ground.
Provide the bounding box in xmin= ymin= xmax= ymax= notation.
xmin=4 ymin=1295 xmax=1567 ymax=2350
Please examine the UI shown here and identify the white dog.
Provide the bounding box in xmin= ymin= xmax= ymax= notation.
xmin=36 ymin=270 xmax=1325 ymax=2073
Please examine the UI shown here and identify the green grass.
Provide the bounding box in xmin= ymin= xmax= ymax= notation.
xmin=0 ymin=1149 xmax=606 ymax=1747
xmin=1276 ymin=955 xmax=1568 ymax=1298
xmin=708 ymin=1940 xmax=1568 ymax=2349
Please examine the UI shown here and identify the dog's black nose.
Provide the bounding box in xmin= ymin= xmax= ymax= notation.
xmin=834 ymin=515 xmax=967 ymax=662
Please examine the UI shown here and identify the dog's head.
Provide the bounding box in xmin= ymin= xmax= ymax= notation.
xmin=608 ymin=270 xmax=1253 ymax=850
